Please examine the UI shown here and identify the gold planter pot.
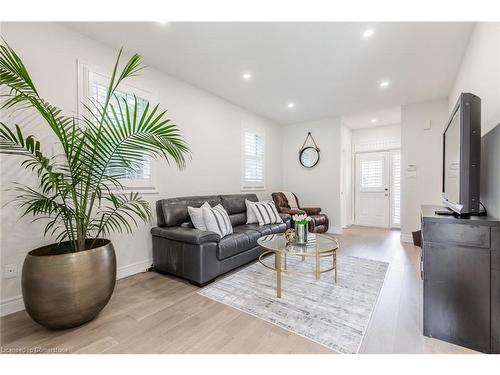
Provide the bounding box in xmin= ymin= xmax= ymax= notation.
xmin=21 ymin=239 xmax=116 ymax=330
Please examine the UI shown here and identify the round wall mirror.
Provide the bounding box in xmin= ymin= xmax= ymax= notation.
xmin=299 ymin=147 xmax=320 ymax=168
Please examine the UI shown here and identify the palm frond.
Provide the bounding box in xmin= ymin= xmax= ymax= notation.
xmin=93 ymin=192 xmax=151 ymax=239
xmin=0 ymin=122 xmax=69 ymax=194
xmin=0 ymin=40 xmax=189 ymax=251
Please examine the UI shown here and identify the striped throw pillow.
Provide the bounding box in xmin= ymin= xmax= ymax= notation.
xmin=250 ymin=201 xmax=283 ymax=226
xmin=202 ymin=204 xmax=233 ymax=238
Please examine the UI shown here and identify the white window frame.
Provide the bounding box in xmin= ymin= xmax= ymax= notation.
xmin=240 ymin=125 xmax=266 ymax=191
xmin=77 ymin=60 xmax=158 ymax=193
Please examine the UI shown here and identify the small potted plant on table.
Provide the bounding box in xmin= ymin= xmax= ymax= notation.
xmin=292 ymin=214 xmax=311 ymax=244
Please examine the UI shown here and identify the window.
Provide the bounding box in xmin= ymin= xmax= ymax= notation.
xmin=241 ymin=128 xmax=265 ymax=190
xmin=360 ymin=159 xmax=384 ymax=190
xmin=391 ymin=151 xmax=401 ymax=227
xmin=78 ymin=62 xmax=156 ymax=191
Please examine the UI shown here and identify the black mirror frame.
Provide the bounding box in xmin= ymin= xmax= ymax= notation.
xmin=299 ymin=146 xmax=320 ymax=168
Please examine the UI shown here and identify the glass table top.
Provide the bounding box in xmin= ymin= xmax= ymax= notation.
xmin=257 ymin=233 xmax=339 ymax=255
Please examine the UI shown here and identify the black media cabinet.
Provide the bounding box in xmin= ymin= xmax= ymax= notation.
xmin=421 ymin=205 xmax=500 ymax=353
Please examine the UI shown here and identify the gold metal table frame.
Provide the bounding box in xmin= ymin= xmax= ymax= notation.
xmin=257 ymin=233 xmax=339 ymax=298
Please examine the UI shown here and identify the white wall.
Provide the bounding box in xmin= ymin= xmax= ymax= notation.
xmin=450 ymin=23 xmax=500 ymax=135
xmin=282 ymin=117 xmax=342 ymax=233
xmin=400 ymin=99 xmax=449 ymax=241
xmin=450 ymin=22 xmax=500 ymax=219
xmin=351 ymin=124 xmax=401 ymax=147
xmin=340 ymin=125 xmax=353 ymax=227
xmin=0 ymin=22 xmax=284 ymax=315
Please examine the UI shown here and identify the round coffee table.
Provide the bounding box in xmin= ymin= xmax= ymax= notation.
xmin=257 ymin=233 xmax=339 ymax=298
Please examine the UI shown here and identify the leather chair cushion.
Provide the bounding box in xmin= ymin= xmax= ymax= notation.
xmin=217 ymin=230 xmax=261 ymax=260
xmin=311 ymin=225 xmax=328 ymax=233
xmin=308 ymin=214 xmax=329 ymax=233
xmin=310 ymin=214 xmax=327 ymax=225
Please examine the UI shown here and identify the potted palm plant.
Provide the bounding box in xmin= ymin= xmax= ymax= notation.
xmin=0 ymin=42 xmax=189 ymax=329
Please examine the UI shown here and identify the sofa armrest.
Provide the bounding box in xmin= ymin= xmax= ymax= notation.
xmin=302 ymin=207 xmax=321 ymax=216
xmin=281 ymin=207 xmax=307 ymax=215
xmin=151 ymin=226 xmax=221 ymax=245
xmin=279 ymin=213 xmax=291 ymax=223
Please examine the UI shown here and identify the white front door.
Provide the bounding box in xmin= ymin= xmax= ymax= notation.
xmin=355 ymin=151 xmax=390 ymax=227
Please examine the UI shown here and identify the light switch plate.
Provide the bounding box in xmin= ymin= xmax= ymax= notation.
xmin=424 ymin=119 xmax=432 ymax=130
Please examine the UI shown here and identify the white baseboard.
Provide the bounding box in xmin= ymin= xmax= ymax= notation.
xmin=116 ymin=258 xmax=153 ymax=280
xmin=0 ymin=295 xmax=24 ymax=317
xmin=0 ymin=258 xmax=153 ymax=318
xmin=401 ymin=233 xmax=414 ymax=243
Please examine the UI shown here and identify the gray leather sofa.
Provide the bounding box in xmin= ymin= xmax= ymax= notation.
xmin=151 ymin=193 xmax=291 ymax=286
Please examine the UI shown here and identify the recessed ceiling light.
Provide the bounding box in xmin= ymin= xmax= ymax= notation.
xmin=362 ymin=28 xmax=375 ymax=38
xmin=159 ymin=21 xmax=169 ymax=25
xmin=371 ymin=118 xmax=378 ymax=123
xmin=287 ymin=103 xmax=295 ymax=109
xmin=379 ymin=80 xmax=390 ymax=88
xmin=242 ymin=72 xmax=252 ymax=80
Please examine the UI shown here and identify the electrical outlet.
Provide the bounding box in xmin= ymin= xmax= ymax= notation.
xmin=4 ymin=264 xmax=18 ymax=279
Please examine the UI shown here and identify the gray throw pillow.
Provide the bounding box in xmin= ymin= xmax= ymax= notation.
xmin=188 ymin=202 xmax=211 ymax=230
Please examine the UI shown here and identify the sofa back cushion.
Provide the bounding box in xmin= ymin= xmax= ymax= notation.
xmin=156 ymin=195 xmax=221 ymax=227
xmin=156 ymin=193 xmax=259 ymax=228
xmin=220 ymin=194 xmax=258 ymax=227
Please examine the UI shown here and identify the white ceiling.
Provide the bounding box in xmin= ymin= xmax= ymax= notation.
xmin=342 ymin=106 xmax=401 ymax=129
xmin=65 ymin=22 xmax=474 ymax=125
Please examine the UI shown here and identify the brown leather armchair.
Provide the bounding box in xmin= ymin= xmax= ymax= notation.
xmin=272 ymin=192 xmax=329 ymax=233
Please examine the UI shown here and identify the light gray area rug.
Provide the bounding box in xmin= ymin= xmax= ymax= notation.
xmin=198 ymin=254 xmax=389 ymax=354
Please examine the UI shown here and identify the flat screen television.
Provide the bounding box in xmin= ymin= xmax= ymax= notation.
xmin=442 ymin=93 xmax=481 ymax=215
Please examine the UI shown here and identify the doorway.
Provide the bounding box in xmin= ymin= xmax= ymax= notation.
xmin=355 ymin=150 xmax=400 ymax=228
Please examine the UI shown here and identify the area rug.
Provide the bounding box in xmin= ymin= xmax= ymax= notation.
xmin=198 ymin=254 xmax=389 ymax=354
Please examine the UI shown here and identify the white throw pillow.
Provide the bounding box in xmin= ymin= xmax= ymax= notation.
xmin=188 ymin=202 xmax=211 ymax=230
xmin=250 ymin=201 xmax=283 ymax=226
xmin=202 ymin=204 xmax=233 ymax=238
xmin=245 ymin=199 xmax=259 ymax=224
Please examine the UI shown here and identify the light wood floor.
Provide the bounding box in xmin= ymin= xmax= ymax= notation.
xmin=0 ymin=226 xmax=476 ymax=354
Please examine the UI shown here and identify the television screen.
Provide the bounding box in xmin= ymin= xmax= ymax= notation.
xmin=443 ymin=108 xmax=460 ymax=205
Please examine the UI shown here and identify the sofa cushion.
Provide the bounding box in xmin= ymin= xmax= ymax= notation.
xmin=266 ymin=222 xmax=288 ymax=234
xmin=228 ymin=212 xmax=247 ymax=227
xmin=217 ymin=230 xmax=261 ymax=260
xmin=156 ymin=195 xmax=221 ymax=227
xmin=220 ymin=194 xmax=258 ymax=215
xmin=234 ymin=223 xmax=287 ymax=236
